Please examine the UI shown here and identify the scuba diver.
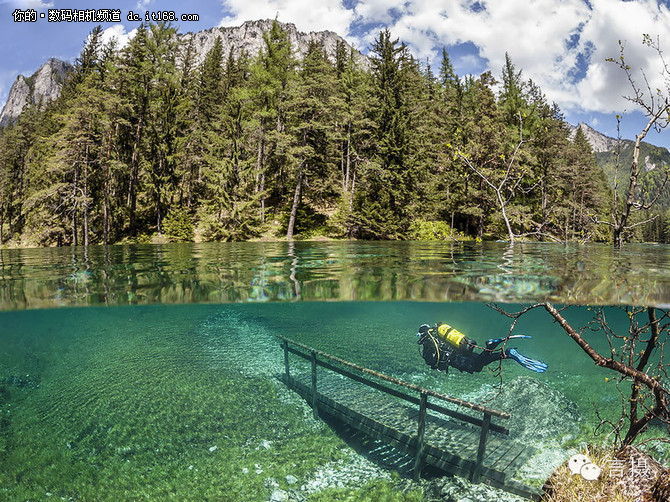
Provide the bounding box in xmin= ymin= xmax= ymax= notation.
xmin=416 ymin=323 xmax=547 ymax=374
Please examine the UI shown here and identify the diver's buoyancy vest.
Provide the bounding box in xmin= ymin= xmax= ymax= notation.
xmin=436 ymin=323 xmax=468 ymax=350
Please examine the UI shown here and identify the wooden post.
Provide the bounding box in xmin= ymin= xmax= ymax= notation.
xmin=283 ymin=339 xmax=290 ymax=382
xmin=472 ymin=412 xmax=491 ymax=483
xmin=311 ymin=350 xmax=318 ymax=419
xmin=413 ymin=392 xmax=428 ymax=480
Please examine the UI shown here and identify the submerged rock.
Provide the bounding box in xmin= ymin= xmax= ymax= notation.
xmin=269 ymin=488 xmax=288 ymax=502
xmin=2 ymin=374 xmax=40 ymax=390
xmin=484 ymin=376 xmax=582 ymax=442
xmin=423 ymin=475 xmax=526 ymax=502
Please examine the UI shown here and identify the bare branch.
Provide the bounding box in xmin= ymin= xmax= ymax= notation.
xmin=604 ymin=37 xmax=670 ymax=247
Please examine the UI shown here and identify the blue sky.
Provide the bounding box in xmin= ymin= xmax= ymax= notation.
xmin=1 ymin=0 xmax=669 ymax=149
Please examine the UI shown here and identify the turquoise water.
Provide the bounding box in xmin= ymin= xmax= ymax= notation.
xmin=1 ymin=242 xmax=669 ymax=500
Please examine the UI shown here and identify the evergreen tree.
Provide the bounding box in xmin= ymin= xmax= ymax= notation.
xmin=456 ymin=72 xmax=502 ymax=237
xmin=353 ymin=29 xmax=415 ymax=239
xmin=285 ymin=41 xmax=338 ymax=239
xmin=249 ymin=20 xmax=296 ymax=224
xmin=0 ymin=108 xmax=38 ymax=243
xmin=0 ymin=22 xmax=627 ymax=245
xmin=144 ymin=22 xmax=182 ymax=235
xmin=200 ymin=51 xmax=260 ymax=241
xmin=119 ymin=23 xmax=152 ymax=236
xmin=174 ymin=37 xmax=202 ymax=210
xmin=499 ymin=53 xmax=526 ymax=128
xmin=331 ymin=46 xmax=374 ymax=237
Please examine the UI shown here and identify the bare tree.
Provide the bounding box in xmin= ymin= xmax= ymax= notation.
xmin=492 ymin=302 xmax=670 ymax=447
xmin=454 ymin=115 xmax=528 ymax=243
xmin=600 ymin=36 xmax=670 ymax=248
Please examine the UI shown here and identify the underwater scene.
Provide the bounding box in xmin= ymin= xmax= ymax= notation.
xmin=0 ymin=242 xmax=669 ymax=501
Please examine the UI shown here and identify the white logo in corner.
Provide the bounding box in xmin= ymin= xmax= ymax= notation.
xmin=568 ymin=454 xmax=601 ymax=481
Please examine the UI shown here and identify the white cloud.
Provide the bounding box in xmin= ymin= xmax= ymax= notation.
xmin=1 ymin=0 xmax=53 ymax=8
xmin=353 ymin=0 xmax=399 ymax=25
xmin=219 ymin=0 xmax=356 ymax=38
xmin=218 ymin=0 xmax=670 ymax=118
xmin=99 ymin=25 xmax=137 ymax=51
xmin=573 ymin=0 xmax=670 ymax=113
xmin=390 ymin=0 xmax=669 ymax=117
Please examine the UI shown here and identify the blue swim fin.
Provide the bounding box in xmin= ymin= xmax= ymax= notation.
xmin=507 ymin=348 xmax=548 ymax=373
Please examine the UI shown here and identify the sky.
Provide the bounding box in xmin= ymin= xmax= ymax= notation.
xmin=0 ymin=0 xmax=669 ymax=149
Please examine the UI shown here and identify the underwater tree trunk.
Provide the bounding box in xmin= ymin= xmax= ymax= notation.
xmin=542 ymin=302 xmax=669 ymax=446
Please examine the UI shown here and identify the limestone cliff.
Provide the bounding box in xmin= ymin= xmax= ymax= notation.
xmin=180 ymin=19 xmax=367 ymax=68
xmin=568 ymin=122 xmax=619 ymax=153
xmin=0 ymin=20 xmax=365 ymax=128
xmin=0 ymin=58 xmax=72 ymax=127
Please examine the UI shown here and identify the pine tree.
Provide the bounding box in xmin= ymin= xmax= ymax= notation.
xmin=0 ymin=109 xmax=38 ymax=243
xmin=249 ymin=20 xmax=296 ymax=224
xmin=28 ymin=26 xmax=115 ymax=246
xmin=174 ymin=37 xmax=202 ymax=210
xmin=144 ymin=22 xmax=182 ymax=235
xmin=331 ymin=46 xmax=374 ymax=237
xmin=119 ymin=23 xmax=152 ymax=236
xmin=200 ymin=50 xmax=260 ymax=241
xmin=499 ymin=53 xmax=527 ymax=128
xmin=198 ymin=36 xmax=225 ymax=124
xmin=353 ymin=29 xmax=415 ymax=239
xmin=285 ymin=41 xmax=337 ymax=239
xmin=98 ymin=37 xmax=128 ymax=245
xmin=0 ymin=22 xmax=628 ymax=245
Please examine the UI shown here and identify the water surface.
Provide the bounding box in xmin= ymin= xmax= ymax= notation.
xmin=1 ymin=241 xmax=668 ymax=500
xmin=1 ymin=241 xmax=670 ymax=309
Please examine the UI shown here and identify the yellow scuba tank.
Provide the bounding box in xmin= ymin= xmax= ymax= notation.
xmin=436 ymin=323 xmax=468 ymax=350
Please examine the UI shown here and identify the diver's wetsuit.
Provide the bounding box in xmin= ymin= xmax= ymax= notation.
xmin=416 ymin=323 xmax=548 ymax=374
xmin=419 ymin=332 xmax=503 ymax=374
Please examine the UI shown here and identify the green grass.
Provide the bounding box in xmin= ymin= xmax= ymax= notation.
xmin=0 ymin=306 xmax=357 ymax=501
xmin=0 ymin=365 xmax=352 ymax=501
xmin=310 ymin=479 xmax=424 ymax=502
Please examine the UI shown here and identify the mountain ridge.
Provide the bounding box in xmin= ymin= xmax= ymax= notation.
xmin=0 ymin=19 xmax=667 ymax=165
xmin=0 ymin=58 xmax=72 ymax=127
xmin=0 ymin=19 xmax=364 ymax=128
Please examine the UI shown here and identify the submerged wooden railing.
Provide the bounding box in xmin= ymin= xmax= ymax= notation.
xmin=279 ymin=336 xmax=511 ymax=483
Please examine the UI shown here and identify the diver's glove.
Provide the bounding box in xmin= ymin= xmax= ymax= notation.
xmin=507 ymin=348 xmax=548 ymax=373
xmin=485 ymin=334 xmax=531 ymax=350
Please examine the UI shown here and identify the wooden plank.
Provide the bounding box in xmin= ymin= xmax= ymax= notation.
xmin=283 ymin=340 xmax=290 ymax=380
xmin=280 ymin=367 xmax=540 ymax=499
xmin=472 ymin=412 xmax=491 ymax=483
xmin=422 ymin=443 xmax=505 ymax=483
xmin=480 ymin=436 xmax=512 ymax=466
xmin=487 ymin=441 xmax=529 ymax=471
xmin=496 ymin=443 xmax=536 ymax=474
xmin=413 ymin=392 xmax=428 ymax=480
xmin=281 ymin=337 xmax=510 ymax=418
xmin=407 ymin=403 xmax=510 ymax=435
xmin=311 ymin=351 xmax=318 ymax=419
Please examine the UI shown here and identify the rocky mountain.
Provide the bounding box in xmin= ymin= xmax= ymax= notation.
xmin=179 ymin=19 xmax=367 ymax=68
xmin=567 ymin=122 xmax=619 ymax=153
xmin=568 ymin=121 xmax=669 ymax=174
xmin=0 ymin=58 xmax=72 ymax=127
xmin=568 ymin=121 xmax=670 ymax=212
xmin=0 ymin=20 xmax=365 ymax=129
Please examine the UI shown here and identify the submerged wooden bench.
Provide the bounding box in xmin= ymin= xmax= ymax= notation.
xmin=279 ymin=337 xmax=541 ymax=500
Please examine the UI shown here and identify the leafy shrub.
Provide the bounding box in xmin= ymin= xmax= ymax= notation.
xmin=408 ymin=220 xmax=472 ymax=241
xmin=162 ymin=208 xmax=195 ymax=242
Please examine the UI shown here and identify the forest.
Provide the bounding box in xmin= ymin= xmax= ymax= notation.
xmin=0 ymin=20 xmax=668 ymax=247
